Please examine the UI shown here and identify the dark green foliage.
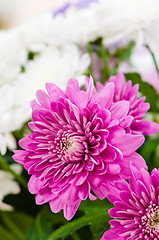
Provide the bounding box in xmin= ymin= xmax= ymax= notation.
xmin=125 ymin=72 xmax=159 ymax=112
xmin=0 ymin=211 xmax=33 ymax=240
xmin=48 ymin=199 xmax=111 ymax=240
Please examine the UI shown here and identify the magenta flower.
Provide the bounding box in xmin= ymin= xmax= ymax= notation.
xmin=96 ymin=72 xmax=159 ymax=135
xmin=13 ymin=77 xmax=146 ymax=220
xmin=102 ymin=166 xmax=159 ymax=240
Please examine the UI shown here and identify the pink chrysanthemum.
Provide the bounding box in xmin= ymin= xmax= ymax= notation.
xmin=13 ymin=77 xmax=146 ymax=220
xmin=102 ymin=166 xmax=159 ymax=240
xmin=96 ymin=72 xmax=159 ymax=135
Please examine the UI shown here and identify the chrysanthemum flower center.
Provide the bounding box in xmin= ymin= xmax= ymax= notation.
xmin=140 ymin=203 xmax=159 ymax=239
xmin=53 ymin=129 xmax=86 ymax=162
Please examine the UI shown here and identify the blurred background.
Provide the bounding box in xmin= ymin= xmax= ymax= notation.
xmin=0 ymin=0 xmax=73 ymax=29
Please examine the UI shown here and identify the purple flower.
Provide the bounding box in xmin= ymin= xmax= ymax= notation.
xmin=75 ymin=0 xmax=99 ymax=8
xmin=96 ymin=72 xmax=159 ymax=135
xmin=102 ymin=166 xmax=159 ymax=240
xmin=53 ymin=0 xmax=98 ymax=16
xmin=53 ymin=3 xmax=71 ymax=17
xmin=13 ymin=77 xmax=146 ymax=220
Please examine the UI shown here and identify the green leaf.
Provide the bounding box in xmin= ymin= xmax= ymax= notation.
xmin=125 ymin=72 xmax=159 ymax=112
xmin=28 ymin=51 xmax=39 ymax=61
xmin=89 ymin=214 xmax=109 ymax=239
xmin=115 ymin=41 xmax=135 ymax=61
xmin=26 ymin=216 xmax=51 ymax=240
xmin=0 ymin=224 xmax=17 ymax=240
xmin=0 ymin=211 xmax=33 ymax=240
xmin=26 ymin=206 xmax=53 ymax=240
xmin=139 ymin=135 xmax=159 ymax=171
xmin=48 ymin=199 xmax=111 ymax=240
xmin=80 ymin=199 xmax=112 ymax=239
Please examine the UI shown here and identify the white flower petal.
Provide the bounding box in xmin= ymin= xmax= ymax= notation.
xmin=0 ymin=133 xmax=7 ymax=155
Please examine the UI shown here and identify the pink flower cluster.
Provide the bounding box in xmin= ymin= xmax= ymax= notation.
xmin=102 ymin=166 xmax=159 ymax=240
xmin=95 ymin=72 xmax=159 ymax=135
xmin=13 ymin=73 xmax=159 ymax=221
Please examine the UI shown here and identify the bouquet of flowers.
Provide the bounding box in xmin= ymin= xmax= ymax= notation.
xmin=0 ymin=0 xmax=159 ymax=239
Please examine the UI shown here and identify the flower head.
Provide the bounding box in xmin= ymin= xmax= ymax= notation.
xmin=102 ymin=166 xmax=159 ymax=240
xmin=96 ymin=72 xmax=159 ymax=135
xmin=13 ymin=77 xmax=146 ymax=220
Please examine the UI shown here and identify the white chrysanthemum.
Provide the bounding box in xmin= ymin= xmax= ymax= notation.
xmin=93 ymin=0 xmax=159 ymax=54
xmin=0 ymin=44 xmax=90 ymax=154
xmin=0 ymin=29 xmax=27 ymax=86
xmin=0 ymin=0 xmax=159 ymax=63
xmin=0 ymin=133 xmax=17 ymax=155
xmin=17 ymin=44 xmax=90 ymax=108
xmin=118 ymin=45 xmax=159 ymax=94
xmin=0 ymin=164 xmax=21 ymax=211
xmin=19 ymin=10 xmax=98 ymax=49
xmin=17 ymin=0 xmax=159 ymax=55
xmin=130 ymin=46 xmax=159 ymax=92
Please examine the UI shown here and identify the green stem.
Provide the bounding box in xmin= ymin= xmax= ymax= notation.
xmin=0 ymin=155 xmax=28 ymax=189
xmin=146 ymin=44 xmax=159 ymax=74
xmin=98 ymin=44 xmax=112 ymax=83
xmin=48 ymin=211 xmax=109 ymax=240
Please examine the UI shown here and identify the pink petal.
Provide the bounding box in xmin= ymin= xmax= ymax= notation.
xmin=63 ymin=201 xmax=81 ymax=220
xmin=19 ymin=136 xmax=37 ymax=150
xmin=96 ymin=81 xmax=104 ymax=92
xmin=12 ymin=150 xmax=26 ymax=164
xmin=107 ymin=164 xmax=121 ymax=175
xmin=49 ymin=197 xmax=64 ymax=213
xmin=120 ymin=153 xmax=147 ymax=178
xmin=75 ymin=170 xmax=89 ymax=186
xmin=92 ymin=82 xmax=114 ymax=109
xmin=36 ymin=90 xmax=50 ymax=108
xmin=46 ymin=82 xmax=66 ymax=100
xmin=92 ymin=182 xmax=110 ymax=199
xmin=110 ymin=101 xmax=129 ymax=121
xmin=108 ymin=72 xmax=125 ymax=98
xmin=101 ymin=228 xmax=124 ymax=240
xmin=66 ymin=78 xmax=80 ymax=92
xmin=66 ymin=84 xmax=89 ymax=109
xmin=132 ymin=120 xmax=159 ymax=135
xmin=110 ymin=133 xmax=145 ymax=156
xmin=78 ymin=181 xmax=90 ymax=200
xmin=86 ymin=76 xmax=94 ymax=99
xmin=28 ymin=175 xmax=47 ymax=194
xmin=89 ymin=192 xmax=97 ymax=200
xmin=60 ymin=185 xmax=79 ymax=204
xmin=120 ymin=115 xmax=133 ymax=128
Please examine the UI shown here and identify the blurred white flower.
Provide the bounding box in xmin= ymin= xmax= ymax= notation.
xmin=0 ymin=133 xmax=17 ymax=155
xmin=17 ymin=44 xmax=90 ymax=112
xmin=92 ymin=0 xmax=159 ymax=55
xmin=0 ymin=0 xmax=158 ymax=76
xmin=0 ymin=29 xmax=27 ymax=86
xmin=0 ymin=83 xmax=30 ymax=132
xmin=20 ymin=44 xmax=90 ymax=93
xmin=0 ymin=164 xmax=21 ymax=211
xmin=130 ymin=46 xmax=159 ymax=93
xmin=19 ymin=10 xmax=98 ymax=48
xmin=119 ymin=45 xmax=159 ymax=93
xmin=16 ymin=0 xmax=159 ymax=55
